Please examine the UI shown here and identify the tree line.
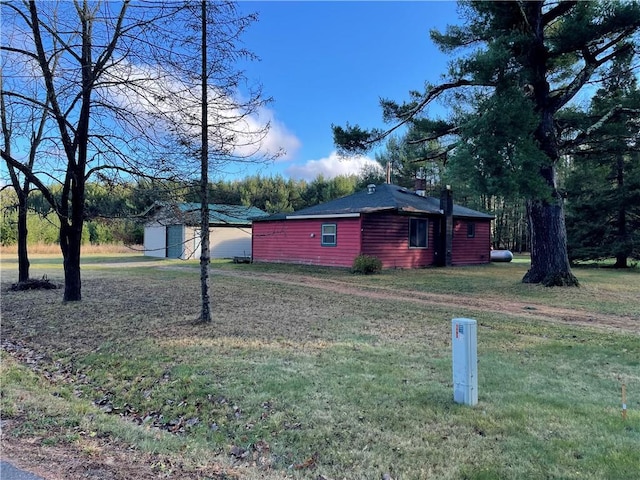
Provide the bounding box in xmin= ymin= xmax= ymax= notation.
xmin=0 ymin=171 xmax=383 ymax=246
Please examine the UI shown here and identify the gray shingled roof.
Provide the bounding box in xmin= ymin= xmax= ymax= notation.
xmin=255 ymin=184 xmax=494 ymax=221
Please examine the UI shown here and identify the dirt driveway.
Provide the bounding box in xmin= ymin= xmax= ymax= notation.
xmin=211 ymin=268 xmax=640 ymax=335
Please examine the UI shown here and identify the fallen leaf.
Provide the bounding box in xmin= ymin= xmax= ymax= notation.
xmin=294 ymin=452 xmax=318 ymax=470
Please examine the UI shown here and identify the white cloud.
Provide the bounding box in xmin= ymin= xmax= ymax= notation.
xmin=285 ymin=151 xmax=382 ymax=181
xmin=244 ymin=107 xmax=301 ymax=161
xmin=102 ymin=61 xmax=301 ymax=162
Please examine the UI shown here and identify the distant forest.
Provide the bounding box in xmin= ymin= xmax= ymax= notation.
xmin=2 ymin=163 xmax=639 ymax=266
xmin=0 ymin=173 xmax=380 ymax=247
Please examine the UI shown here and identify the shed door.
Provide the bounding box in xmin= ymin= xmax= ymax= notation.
xmin=166 ymin=225 xmax=183 ymax=259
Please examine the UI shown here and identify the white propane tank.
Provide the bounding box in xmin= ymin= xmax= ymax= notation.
xmin=490 ymin=250 xmax=514 ymax=262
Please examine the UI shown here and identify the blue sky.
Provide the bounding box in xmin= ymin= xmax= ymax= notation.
xmin=231 ymin=1 xmax=461 ymax=181
xmin=0 ymin=1 xmax=463 ymax=186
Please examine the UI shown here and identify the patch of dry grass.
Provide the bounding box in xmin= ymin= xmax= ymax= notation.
xmin=0 ymin=243 xmax=142 ymax=256
xmin=1 ymin=255 xmax=639 ymax=479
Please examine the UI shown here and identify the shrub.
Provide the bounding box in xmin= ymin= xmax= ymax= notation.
xmin=351 ymin=254 xmax=382 ymax=275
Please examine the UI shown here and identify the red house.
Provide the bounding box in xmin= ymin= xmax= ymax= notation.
xmin=252 ymin=183 xmax=494 ymax=269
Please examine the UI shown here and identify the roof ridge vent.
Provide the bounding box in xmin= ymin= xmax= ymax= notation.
xmin=367 ymin=184 xmax=376 ymax=194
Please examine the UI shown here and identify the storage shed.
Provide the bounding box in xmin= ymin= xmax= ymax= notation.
xmin=252 ymin=184 xmax=494 ymax=269
xmin=144 ymin=202 xmax=267 ymax=260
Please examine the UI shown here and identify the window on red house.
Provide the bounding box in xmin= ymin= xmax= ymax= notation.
xmin=467 ymin=222 xmax=475 ymax=238
xmin=409 ymin=218 xmax=428 ymax=248
xmin=322 ymin=224 xmax=337 ymax=246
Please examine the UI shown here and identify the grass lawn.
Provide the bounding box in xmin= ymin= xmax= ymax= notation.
xmin=1 ymin=252 xmax=639 ymax=479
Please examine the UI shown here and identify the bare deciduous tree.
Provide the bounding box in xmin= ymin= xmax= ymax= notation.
xmin=1 ymin=0 xmax=279 ymax=303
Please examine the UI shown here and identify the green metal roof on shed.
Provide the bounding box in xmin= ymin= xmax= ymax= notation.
xmin=254 ymin=183 xmax=494 ymax=221
xmin=145 ymin=202 xmax=268 ymax=226
xmin=178 ymin=203 xmax=268 ymax=225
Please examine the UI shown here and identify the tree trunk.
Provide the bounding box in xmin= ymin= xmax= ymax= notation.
xmin=519 ymin=2 xmax=578 ymax=287
xmin=198 ymin=0 xmax=212 ymax=323
xmin=60 ymin=222 xmax=83 ymax=301
xmin=200 ymin=211 xmax=211 ymax=322
xmin=613 ymin=253 xmax=628 ymax=269
xmin=523 ymin=197 xmax=579 ymax=286
xmin=613 ymin=154 xmax=628 ymax=268
xmin=16 ymin=195 xmax=30 ymax=283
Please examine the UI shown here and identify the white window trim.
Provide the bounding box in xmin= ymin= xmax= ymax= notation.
xmin=321 ymin=223 xmax=337 ymax=246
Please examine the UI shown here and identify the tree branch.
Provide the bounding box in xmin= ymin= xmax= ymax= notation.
xmin=551 ymin=45 xmax=633 ymax=111
xmin=335 ymin=79 xmax=477 ymax=153
xmin=542 ymin=1 xmax=578 ymax=27
xmin=28 ymin=1 xmax=76 ymax=165
xmin=560 ymin=105 xmax=640 ymax=151
xmin=0 ymin=45 xmax=40 ymax=61
xmin=409 ymin=142 xmax=458 ymax=165
xmin=2 ymin=150 xmax=59 ymax=210
xmin=85 ymin=163 xmax=158 ymax=181
xmin=93 ymin=2 xmax=130 ymax=78
xmin=406 ymin=125 xmax=460 ymax=145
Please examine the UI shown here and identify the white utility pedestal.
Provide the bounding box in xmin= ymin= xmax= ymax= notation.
xmin=452 ymin=318 xmax=478 ymax=406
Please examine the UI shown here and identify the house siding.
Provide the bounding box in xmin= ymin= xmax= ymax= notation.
xmin=361 ymin=213 xmax=436 ymax=268
xmin=184 ymin=226 xmax=200 ymax=259
xmin=211 ymin=226 xmax=253 ymax=258
xmin=252 ymin=217 xmax=362 ymax=267
xmin=180 ymin=225 xmax=254 ymax=260
xmin=143 ymin=203 xmax=266 ymax=260
xmin=452 ymin=219 xmax=492 ymax=265
xmin=144 ymin=223 xmax=166 ymax=258
xmin=252 ymin=210 xmax=492 ymax=269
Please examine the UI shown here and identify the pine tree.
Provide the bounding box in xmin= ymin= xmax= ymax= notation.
xmin=334 ymin=0 xmax=640 ymax=286
xmin=564 ymin=49 xmax=640 ymax=267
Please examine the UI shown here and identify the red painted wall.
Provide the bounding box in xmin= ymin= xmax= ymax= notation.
xmin=452 ymin=219 xmax=492 ymax=265
xmin=252 ymin=217 xmax=362 ymax=267
xmin=252 ymin=214 xmax=492 ymax=268
xmin=361 ymin=213 xmax=435 ymax=268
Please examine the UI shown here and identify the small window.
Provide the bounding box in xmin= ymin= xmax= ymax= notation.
xmin=409 ymin=218 xmax=428 ymax=248
xmin=321 ymin=223 xmax=337 ymax=246
xmin=467 ymin=223 xmax=475 ymax=238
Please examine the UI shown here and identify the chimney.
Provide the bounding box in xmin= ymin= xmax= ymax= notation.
xmin=414 ymin=177 xmax=427 ymax=197
xmin=439 ymin=185 xmax=453 ymax=266
xmin=367 ymin=184 xmax=376 ymax=194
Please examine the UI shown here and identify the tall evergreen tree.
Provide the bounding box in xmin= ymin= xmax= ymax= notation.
xmin=563 ymin=48 xmax=640 ymax=267
xmin=334 ymin=0 xmax=640 ymax=286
